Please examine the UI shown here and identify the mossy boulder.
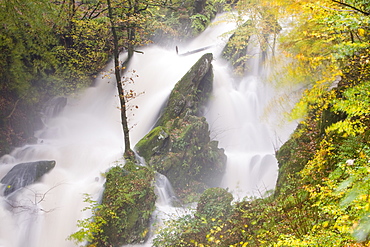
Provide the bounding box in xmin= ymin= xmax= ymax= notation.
xmin=222 ymin=20 xmax=252 ymax=75
xmin=274 ymin=123 xmax=318 ymax=196
xmin=137 ymin=115 xmax=226 ymax=191
xmin=98 ymin=162 xmax=156 ymax=246
xmin=196 ymin=187 xmax=233 ymax=220
xmin=134 ymin=126 xmax=171 ymax=160
xmin=155 ymin=53 xmax=214 ymax=126
xmin=135 ymin=53 xmax=226 ymax=201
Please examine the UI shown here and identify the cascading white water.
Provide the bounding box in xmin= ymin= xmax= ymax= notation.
xmin=0 ymin=62 xmax=125 ymax=247
xmin=0 ymin=14 xmax=293 ymax=247
xmin=205 ymin=67 xmax=280 ymax=200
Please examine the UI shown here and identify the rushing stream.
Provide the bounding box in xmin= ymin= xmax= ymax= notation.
xmin=0 ymin=15 xmax=294 ymax=247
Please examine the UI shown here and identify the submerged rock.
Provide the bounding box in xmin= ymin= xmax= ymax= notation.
xmin=135 ymin=53 xmax=227 ymax=201
xmin=1 ymin=160 xmax=56 ymax=196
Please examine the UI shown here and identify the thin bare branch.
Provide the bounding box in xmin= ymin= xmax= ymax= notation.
xmin=5 ymin=98 xmax=21 ymax=119
xmin=331 ymin=0 xmax=370 ymax=16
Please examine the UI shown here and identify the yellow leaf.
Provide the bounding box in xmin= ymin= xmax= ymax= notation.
xmin=322 ymin=221 xmax=329 ymax=227
xmin=358 ymin=28 xmax=365 ymax=37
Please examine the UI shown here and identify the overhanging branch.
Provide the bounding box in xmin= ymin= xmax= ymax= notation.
xmin=331 ymin=0 xmax=370 ymax=16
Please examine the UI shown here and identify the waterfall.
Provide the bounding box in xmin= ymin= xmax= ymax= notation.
xmin=0 ymin=61 xmax=124 ymax=247
xmin=0 ymin=14 xmax=293 ymax=247
xmin=205 ymin=64 xmax=280 ymax=199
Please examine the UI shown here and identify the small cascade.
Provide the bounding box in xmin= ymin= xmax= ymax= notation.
xmin=154 ymin=173 xmax=177 ymax=207
xmin=41 ymin=96 xmax=67 ymax=121
xmin=123 ymin=173 xmax=188 ymax=247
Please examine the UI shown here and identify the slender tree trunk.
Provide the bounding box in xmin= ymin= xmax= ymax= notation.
xmin=121 ymin=15 xmax=136 ymax=68
xmin=107 ymin=0 xmax=133 ymax=158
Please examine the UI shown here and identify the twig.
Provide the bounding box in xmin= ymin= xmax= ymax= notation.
xmin=331 ymin=0 xmax=370 ymax=16
xmin=5 ymin=98 xmax=21 ymax=119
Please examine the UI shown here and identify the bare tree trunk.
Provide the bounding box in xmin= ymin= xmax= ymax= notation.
xmin=107 ymin=0 xmax=133 ymax=158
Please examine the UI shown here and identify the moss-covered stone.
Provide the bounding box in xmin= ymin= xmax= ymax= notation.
xmin=222 ymin=20 xmax=252 ymax=75
xmin=135 ymin=126 xmax=170 ymax=160
xmin=196 ymin=187 xmax=233 ymax=220
xmin=145 ymin=116 xmax=225 ymax=188
xmin=135 ymin=53 xmax=226 ymax=202
xmin=97 ymin=162 xmax=156 ymax=246
xmin=155 ymin=53 xmax=214 ymax=126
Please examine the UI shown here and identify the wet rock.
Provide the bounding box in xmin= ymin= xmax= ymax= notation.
xmin=155 ymin=53 xmax=214 ymax=126
xmin=1 ymin=160 xmax=56 ymax=196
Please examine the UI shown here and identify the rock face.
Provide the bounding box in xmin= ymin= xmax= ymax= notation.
xmin=1 ymin=160 xmax=56 ymax=196
xmin=43 ymin=96 xmax=67 ymax=118
xmin=155 ymin=53 xmax=214 ymax=126
xmin=135 ymin=53 xmax=227 ymax=201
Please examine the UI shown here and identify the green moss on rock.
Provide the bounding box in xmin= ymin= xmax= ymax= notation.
xmin=135 ymin=53 xmax=226 ymax=202
xmin=135 ymin=126 xmax=170 ymax=160
xmin=155 ymin=53 xmax=213 ymax=126
xmin=196 ymin=187 xmax=233 ymax=220
xmin=222 ymin=20 xmax=252 ymax=75
xmin=96 ymin=162 xmax=156 ymax=246
xmin=137 ymin=115 xmax=226 ymax=201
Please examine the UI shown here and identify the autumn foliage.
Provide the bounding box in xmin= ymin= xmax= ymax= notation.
xmin=153 ymin=0 xmax=370 ymax=246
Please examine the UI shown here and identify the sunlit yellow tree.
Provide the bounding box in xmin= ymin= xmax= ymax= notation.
xmin=266 ymin=0 xmax=370 ymax=119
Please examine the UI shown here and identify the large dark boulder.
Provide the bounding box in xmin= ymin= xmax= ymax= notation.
xmin=1 ymin=160 xmax=56 ymax=196
xmin=135 ymin=53 xmax=227 ymax=202
xmin=155 ymin=53 xmax=214 ymax=126
xmin=138 ymin=115 xmax=226 ymax=190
